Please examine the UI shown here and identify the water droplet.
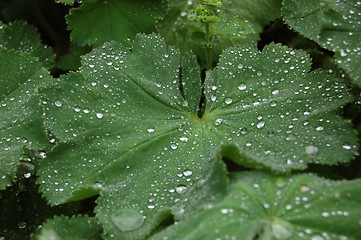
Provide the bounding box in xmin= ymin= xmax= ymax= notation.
xmin=237 ymin=63 xmax=244 ymax=69
xmin=272 ymin=219 xmax=294 ymax=240
xmin=274 ymin=177 xmax=286 ymax=188
xmin=225 ymin=98 xmax=233 ymax=104
xmin=171 ymin=144 xmax=178 ymax=150
xmin=270 ymin=101 xmax=277 ymax=107
xmin=96 ymin=113 xmax=104 ymax=119
xmin=147 ymin=128 xmax=155 ymax=133
xmin=175 ymin=185 xmax=187 ymax=194
xmin=24 ymin=173 xmax=31 ymax=178
xmin=179 ymin=137 xmax=188 ymax=142
xmin=211 ymin=95 xmax=217 ymax=102
xmin=256 ymin=121 xmax=265 ymax=129
xmin=342 ymin=143 xmax=352 ymax=150
xmin=83 ymin=108 xmax=90 ymax=114
xmin=238 ymin=84 xmax=247 ymax=90
xmin=111 ymin=209 xmax=144 ymax=232
xmin=73 ymin=106 xmax=81 ymax=112
xmin=183 ymin=170 xmax=192 ymax=177
xmin=315 ymin=125 xmax=324 ymax=131
xmin=305 ymin=145 xmax=318 ymax=154
xmin=300 ymin=184 xmax=309 ymax=192
xmin=240 ymin=127 xmax=247 ymax=134
xmin=54 ymin=101 xmax=62 ymax=107
xmin=36 ymin=151 xmax=46 ymax=159
xmin=18 ymin=222 xmax=26 ymax=229
xmin=214 ymin=118 xmax=223 ymax=126
xmin=272 ymin=89 xmax=280 ymax=95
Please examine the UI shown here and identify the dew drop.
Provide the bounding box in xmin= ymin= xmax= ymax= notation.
xmin=272 ymin=219 xmax=294 ymax=240
xmin=171 ymin=144 xmax=178 ymax=150
xmin=305 ymin=145 xmax=318 ymax=154
xmin=256 ymin=121 xmax=265 ymax=129
xmin=270 ymin=101 xmax=278 ymax=107
xmin=54 ymin=101 xmax=62 ymax=107
xmin=183 ymin=170 xmax=192 ymax=177
xmin=272 ymin=89 xmax=280 ymax=95
xmin=179 ymin=137 xmax=188 ymax=142
xmin=342 ymin=143 xmax=352 ymax=150
xmin=96 ymin=113 xmax=104 ymax=119
xmin=24 ymin=173 xmax=31 ymax=178
xmin=300 ymin=184 xmax=309 ymax=192
xmin=214 ymin=118 xmax=223 ymax=126
xmin=18 ymin=222 xmax=26 ymax=229
xmin=111 ymin=209 xmax=144 ymax=232
xmin=73 ymin=106 xmax=81 ymax=112
xmin=238 ymin=84 xmax=247 ymax=90
xmin=147 ymin=128 xmax=155 ymax=133
xmin=225 ymin=98 xmax=233 ymax=104
xmin=240 ymin=127 xmax=247 ymax=135
xmin=315 ymin=125 xmax=324 ymax=131
xmin=211 ymin=95 xmax=217 ymax=102
xmin=274 ymin=177 xmax=286 ymax=188
xmin=36 ymin=151 xmax=46 ymax=159
xmin=175 ymin=185 xmax=187 ymax=194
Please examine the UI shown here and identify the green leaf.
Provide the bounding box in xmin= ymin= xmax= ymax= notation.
xmin=0 ymin=21 xmax=55 ymax=69
xmin=66 ymin=0 xmax=166 ymax=47
xmin=204 ymin=43 xmax=357 ymax=171
xmin=282 ymin=0 xmax=361 ymax=86
xmin=38 ymin=35 xmax=355 ymax=239
xmin=222 ymin=0 xmax=282 ymax=31
xmin=32 ymin=216 xmax=102 ymax=240
xmin=0 ymin=49 xmax=52 ymax=189
xmin=151 ymin=171 xmax=361 ymax=240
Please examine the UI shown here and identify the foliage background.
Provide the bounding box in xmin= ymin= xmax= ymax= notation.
xmin=0 ymin=0 xmax=361 ymax=239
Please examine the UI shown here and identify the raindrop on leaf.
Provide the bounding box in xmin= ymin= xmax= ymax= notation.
xmin=111 ymin=209 xmax=144 ymax=232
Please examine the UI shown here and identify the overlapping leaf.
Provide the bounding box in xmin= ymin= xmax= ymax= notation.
xmin=0 ymin=50 xmax=52 ymax=189
xmin=38 ymin=34 xmax=355 ymax=239
xmin=32 ymin=216 xmax=102 ymax=239
xmin=151 ymin=172 xmax=361 ymax=240
xmin=282 ymin=0 xmax=361 ymax=86
xmin=0 ymin=21 xmax=55 ymax=69
xmin=66 ymin=0 xmax=166 ymax=47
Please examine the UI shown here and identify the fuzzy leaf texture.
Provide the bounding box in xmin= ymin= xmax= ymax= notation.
xmin=66 ymin=0 xmax=166 ymax=47
xmin=0 ymin=50 xmax=52 ymax=190
xmin=151 ymin=172 xmax=361 ymax=240
xmin=0 ymin=21 xmax=55 ymax=69
xmin=32 ymin=216 xmax=102 ymax=240
xmin=282 ymin=0 xmax=361 ymax=86
xmin=38 ymin=34 xmax=356 ymax=239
